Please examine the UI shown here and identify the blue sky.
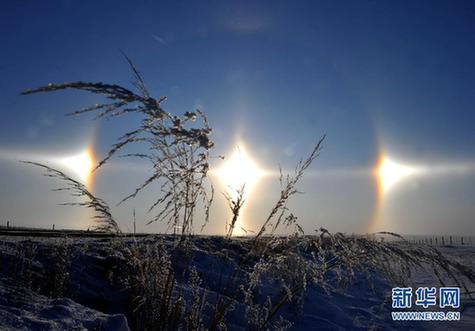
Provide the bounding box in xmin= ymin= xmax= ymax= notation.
xmin=1 ymin=0 xmax=474 ymax=235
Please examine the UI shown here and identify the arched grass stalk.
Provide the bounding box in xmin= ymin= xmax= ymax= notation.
xmin=22 ymin=161 xmax=120 ymax=233
xmin=22 ymin=55 xmax=214 ymax=237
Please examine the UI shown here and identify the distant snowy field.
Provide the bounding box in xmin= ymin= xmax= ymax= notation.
xmin=0 ymin=236 xmax=473 ymax=330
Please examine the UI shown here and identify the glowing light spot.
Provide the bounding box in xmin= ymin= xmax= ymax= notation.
xmin=213 ymin=143 xmax=266 ymax=235
xmin=377 ymin=156 xmax=416 ymax=193
xmin=215 ymin=145 xmax=266 ymax=198
xmin=60 ymin=149 xmax=95 ymax=184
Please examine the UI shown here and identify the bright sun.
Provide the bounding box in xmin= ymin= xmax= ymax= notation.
xmin=213 ymin=143 xmax=266 ymax=234
xmin=214 ymin=145 xmax=266 ymax=198
xmin=60 ymin=149 xmax=95 ymax=184
xmin=377 ymin=156 xmax=416 ymax=193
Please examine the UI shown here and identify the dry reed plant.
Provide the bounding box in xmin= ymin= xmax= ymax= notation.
xmin=207 ymin=138 xmax=475 ymax=330
xmin=224 ymin=185 xmax=246 ymax=239
xmin=22 ymin=54 xmax=213 ymax=237
xmin=15 ymin=58 xmax=475 ymax=331
xmin=22 ymin=161 xmax=120 ymax=233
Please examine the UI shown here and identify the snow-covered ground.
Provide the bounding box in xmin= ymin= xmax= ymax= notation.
xmin=0 ymin=235 xmax=473 ymax=330
xmin=0 ymin=279 xmax=129 ymax=330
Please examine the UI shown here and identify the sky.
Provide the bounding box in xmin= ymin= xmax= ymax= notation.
xmin=0 ymin=0 xmax=474 ymax=235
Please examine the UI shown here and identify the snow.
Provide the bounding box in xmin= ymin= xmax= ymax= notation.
xmin=0 ymin=279 xmax=129 ymax=331
xmin=0 ymin=235 xmax=473 ymax=330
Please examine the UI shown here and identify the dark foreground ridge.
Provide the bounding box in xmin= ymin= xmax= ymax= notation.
xmin=0 ymin=235 xmax=474 ymax=330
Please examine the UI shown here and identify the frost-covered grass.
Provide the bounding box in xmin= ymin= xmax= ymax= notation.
xmin=1 ymin=235 xmax=474 ymax=330
xmin=10 ymin=58 xmax=475 ymax=330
